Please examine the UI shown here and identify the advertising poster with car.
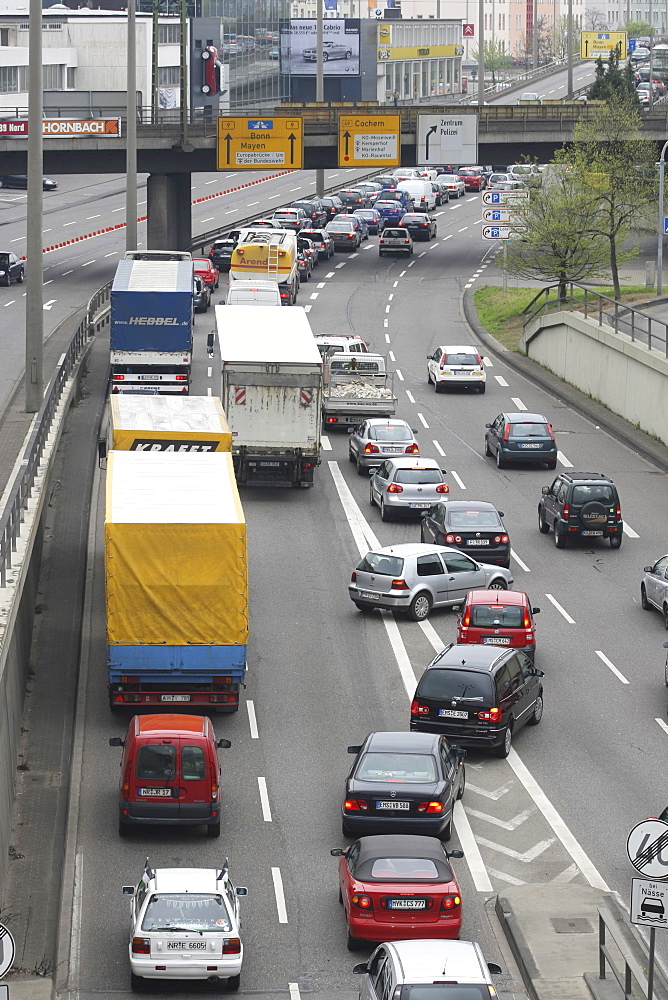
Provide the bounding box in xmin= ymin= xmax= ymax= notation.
xmin=280 ymin=19 xmax=360 ymax=76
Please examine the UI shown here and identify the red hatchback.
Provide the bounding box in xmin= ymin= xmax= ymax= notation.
xmin=457 ymin=167 xmax=487 ymax=191
xmin=332 ymin=834 xmax=463 ymax=949
xmin=193 ymin=257 xmax=220 ymax=290
xmin=456 ymin=589 xmax=540 ymax=659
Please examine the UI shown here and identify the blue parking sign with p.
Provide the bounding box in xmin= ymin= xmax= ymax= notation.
xmin=664 ymin=217 xmax=668 ymax=235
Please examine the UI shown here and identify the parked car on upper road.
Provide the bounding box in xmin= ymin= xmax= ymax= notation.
xmin=0 ymin=174 xmax=57 ymax=190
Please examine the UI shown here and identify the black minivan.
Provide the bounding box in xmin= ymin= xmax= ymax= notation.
xmin=410 ymin=644 xmax=544 ymax=758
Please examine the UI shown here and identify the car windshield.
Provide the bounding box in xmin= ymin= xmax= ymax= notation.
xmin=370 ymin=858 xmax=440 ymax=879
xmin=141 ymin=893 xmax=231 ymax=932
xmin=356 ymin=552 xmax=404 ymax=576
xmin=418 ymin=668 xmax=492 ymax=702
xmin=571 ymin=485 xmax=615 ymax=504
xmin=448 ymin=510 xmax=501 ymax=528
xmin=394 ymin=469 xmax=442 ymax=484
xmin=444 ymin=353 xmax=478 ymax=365
xmin=401 ymin=987 xmax=492 ymax=1000
xmin=509 ymin=422 xmax=549 ymax=437
xmin=370 ymin=425 xmax=412 ymax=441
xmin=356 ymin=752 xmax=437 ymax=783
xmin=469 ymin=605 xmax=524 ymax=627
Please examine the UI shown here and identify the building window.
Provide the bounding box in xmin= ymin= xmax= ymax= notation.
xmin=158 ymin=66 xmax=180 ymax=86
xmin=0 ymin=28 xmax=8 ymax=45
xmin=0 ymin=66 xmax=18 ymax=93
xmin=44 ymin=20 xmax=63 ymax=29
xmin=67 ymin=66 xmax=76 ymax=88
xmin=158 ymin=24 xmax=180 ymax=43
xmin=43 ymin=64 xmax=63 ymax=89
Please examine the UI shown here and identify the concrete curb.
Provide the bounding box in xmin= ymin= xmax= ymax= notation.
xmin=461 ymin=287 xmax=668 ymax=475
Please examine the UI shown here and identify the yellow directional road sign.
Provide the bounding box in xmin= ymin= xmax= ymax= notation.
xmin=217 ymin=116 xmax=303 ymax=170
xmin=580 ymin=30 xmax=627 ymax=59
xmin=338 ymin=113 xmax=400 ymax=168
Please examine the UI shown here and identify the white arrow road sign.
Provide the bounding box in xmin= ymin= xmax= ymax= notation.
xmin=627 ymin=820 xmax=668 ymax=879
xmin=482 ymin=225 xmax=525 ymax=240
xmin=482 ymin=208 xmax=526 ymax=223
xmin=417 ymin=114 xmax=478 ymax=166
xmin=482 ymin=189 xmax=530 ymax=205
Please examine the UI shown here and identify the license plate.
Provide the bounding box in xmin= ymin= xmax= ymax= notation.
xmin=388 ymin=898 xmax=427 ymax=909
xmin=383 ymin=447 xmax=402 ymax=453
xmin=409 ymin=502 xmax=431 ymax=508
xmin=166 ymin=941 xmax=207 ymax=951
xmin=454 ymin=370 xmax=473 ymax=375
xmin=138 ymin=787 xmax=172 ymax=796
xmin=359 ymin=591 xmax=380 ymax=600
xmin=260 ymin=461 xmax=281 ymax=467
xmin=376 ymin=800 xmax=410 ymax=810
xmin=519 ymin=443 xmax=542 ymax=449
xmin=139 ymin=375 xmax=160 ymax=381
xmin=385 ymin=239 xmax=401 ymax=245
xmin=467 ymin=539 xmax=489 ymax=545
xmin=581 ymin=530 xmax=603 ymax=536
xmin=483 ymin=636 xmax=511 ymax=645
xmin=439 ymin=709 xmax=468 ymax=719
xmin=160 ymin=694 xmax=191 ymax=702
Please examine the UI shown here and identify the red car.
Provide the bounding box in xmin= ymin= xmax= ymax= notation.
xmin=457 ymin=167 xmax=487 ymax=191
xmin=456 ymin=589 xmax=540 ymax=660
xmin=331 ymin=834 xmax=463 ymax=949
xmin=193 ymin=257 xmax=220 ymax=290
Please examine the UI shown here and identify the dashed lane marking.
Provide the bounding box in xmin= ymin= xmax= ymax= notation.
xmin=317 ymin=282 xmax=326 ymax=289
xmin=246 ymin=700 xmax=258 ymax=738
xmin=450 ymin=470 xmax=466 ymax=489
xmin=595 ymin=650 xmax=629 ymax=685
xmin=557 ymin=451 xmax=573 ymax=468
xmin=326 ymin=272 xmax=335 ymax=278
xmin=418 ymin=413 xmax=429 ymax=428
xmin=511 ymin=397 xmax=527 ymax=411
xmin=389 ymin=351 xmax=396 ymax=362
xmin=396 ymin=370 xmax=404 ymax=381
xmin=271 ymin=867 xmax=288 ymax=923
xmin=494 ymin=375 xmax=509 ymax=387
xmin=511 ymin=549 xmax=531 ymax=572
xmin=258 ymin=777 xmax=272 ymax=822
xmin=385 ymin=333 xmax=391 ymax=343
xmin=406 ymin=390 xmax=415 ymax=403
xmin=321 ymin=435 xmax=332 ymax=451
xmin=623 ymin=523 xmax=640 ymax=538
xmin=545 ymin=592 xmax=575 ymax=624
xmin=335 ymin=262 xmax=346 ymax=268
xmin=482 ymin=357 xmax=492 ymax=367
xmin=310 ymin=292 xmax=319 ymax=300
xmin=433 ymin=439 xmax=445 ymax=457
xmin=304 ymin=305 xmax=312 ymax=313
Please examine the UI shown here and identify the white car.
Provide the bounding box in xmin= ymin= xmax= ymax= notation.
xmin=124 ymin=861 xmax=248 ymax=990
xmin=438 ymin=174 xmax=466 ymax=198
xmin=427 ymin=344 xmax=486 ymax=394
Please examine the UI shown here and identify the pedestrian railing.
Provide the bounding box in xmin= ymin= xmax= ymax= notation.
xmin=594 ymin=906 xmax=668 ymax=1000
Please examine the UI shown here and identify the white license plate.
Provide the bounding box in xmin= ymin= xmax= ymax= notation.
xmin=483 ymin=636 xmax=511 ymax=645
xmin=439 ymin=709 xmax=468 ymax=719
xmin=388 ymin=898 xmax=426 ymax=909
xmin=139 ymin=375 xmax=160 ymax=381
xmin=454 ymin=370 xmax=473 ymax=375
xmin=519 ymin=443 xmax=542 ymax=448
xmin=581 ymin=530 xmax=603 ymax=536
xmin=160 ymin=694 xmax=191 ymax=702
xmin=467 ymin=539 xmax=489 ymax=545
xmin=409 ymin=502 xmax=431 ymax=508
xmin=359 ymin=591 xmax=380 ymax=600
xmin=166 ymin=941 xmax=207 ymax=951
xmin=385 ymin=239 xmax=402 ymax=245
xmin=138 ymin=787 xmax=172 ymax=796
xmin=376 ymin=801 xmax=410 ymax=810
xmin=383 ymin=447 xmax=402 ymax=453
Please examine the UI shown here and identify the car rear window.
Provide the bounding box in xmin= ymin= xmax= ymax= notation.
xmin=142 ymin=893 xmax=231 ymax=932
xmin=357 ymin=752 xmax=437 ymax=783
xmin=0 ymin=254 xmax=9 ymax=264
xmin=370 ymin=858 xmax=440 ymax=879
xmin=402 ymin=987 xmax=490 ymax=1000
xmin=417 ymin=668 xmax=492 ymax=702
xmin=448 ymin=510 xmax=500 ymax=528
xmin=444 ymin=353 xmax=479 ymax=365
xmin=509 ymin=422 xmax=549 ymax=437
xmin=303 ymin=230 xmax=326 ymax=240
xmin=136 ymin=744 xmax=176 ymax=780
xmin=571 ymin=485 xmax=615 ymax=504
xmin=327 ymin=223 xmax=353 ymax=232
xmin=356 ymin=552 xmax=404 ymax=576
xmin=469 ymin=605 xmax=524 ymax=627
xmin=394 ymin=468 xmax=442 ymax=484
xmin=383 ymin=228 xmax=408 ymax=237
xmin=181 ymin=745 xmax=206 ymax=780
xmin=370 ymin=425 xmax=412 ymax=441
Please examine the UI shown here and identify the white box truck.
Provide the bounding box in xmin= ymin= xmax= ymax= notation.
xmin=215 ymin=305 xmax=323 ymax=487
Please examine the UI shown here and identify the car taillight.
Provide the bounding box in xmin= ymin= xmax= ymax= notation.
xmin=411 ymin=700 xmax=429 ymax=715
xmin=477 ymin=707 xmax=501 ymax=722
xmin=462 ymin=610 xmax=471 ymax=627
xmin=440 ymin=895 xmax=461 ymax=911
xmin=122 ymin=762 xmax=132 ymax=796
xmin=132 ymin=938 xmax=150 ymax=955
xmin=563 ymin=503 xmax=570 ymax=520
xmin=320 ymin=242 xmax=326 ymax=248
xmin=405 ymin=443 xmax=419 ymax=454
xmin=503 ymin=423 xmax=511 ymax=442
xmin=391 ymin=578 xmax=409 ymax=590
xmin=348 ymin=233 xmax=355 ymax=239
xmin=523 ymin=614 xmax=531 ymax=628
xmin=175 ymin=375 xmax=188 ymax=381
xmin=417 ymin=801 xmax=444 ymax=813
xmin=223 ymin=938 xmax=241 ymax=955
xmin=547 ymin=422 xmax=555 ymax=441
xmin=387 ymin=483 xmax=403 ymax=493
xmin=404 ymin=239 xmax=410 ymax=244
xmin=364 ymin=443 xmax=380 ymax=453
xmin=352 ymin=893 xmax=373 ymax=909
xmin=616 ymin=504 xmax=621 ymax=519
xmin=446 ymin=534 xmax=462 ymax=543
xmin=112 ymin=374 xmax=125 ymax=381
xmin=211 ymin=782 xmax=219 ymax=801
xmin=350 ymin=571 xmax=357 ymax=583
xmin=494 ymin=535 xmax=509 ymax=543
xmin=344 ymin=798 xmax=369 ymax=811
xmin=422 ymin=222 xmax=429 ymax=226
xmin=436 ymin=484 xmax=450 ymax=494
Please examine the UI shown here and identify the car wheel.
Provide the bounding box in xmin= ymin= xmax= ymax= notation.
xmin=356 ymin=456 xmax=366 ymax=477
xmin=348 ymin=447 xmax=355 ymax=463
xmin=434 ymin=380 xmax=443 ymax=394
xmin=369 ymin=484 xmax=376 ymax=507
xmin=322 ymin=52 xmax=329 ymax=61
xmin=484 ymin=436 xmax=492 ymax=457
xmin=407 ymin=591 xmax=432 ymax=621
xmin=528 ymin=693 xmax=543 ymax=726
xmin=347 ymin=932 xmax=361 ymax=952
xmin=554 ymin=523 xmax=566 ymax=548
xmin=118 ymin=819 xmax=130 ymax=837
xmin=427 ymin=369 xmax=433 ymax=384
xmin=130 ymin=973 xmax=145 ymax=992
xmin=353 ymin=601 xmax=373 ymax=613
xmin=641 ymin=584 xmax=651 ymax=610
xmin=420 ymin=524 xmax=426 ymax=543
xmin=496 ymin=449 xmax=506 ymax=469
xmin=2 ymin=274 xmax=9 ymax=287
xmin=610 ymin=534 xmax=622 ymax=549
xmin=664 ymin=604 xmax=668 ymax=631
xmin=457 ymin=765 xmax=466 ymax=799
xmin=227 ymin=973 xmax=241 ymax=991
xmin=478 ymin=382 xmax=485 ymax=394
xmin=380 ymin=498 xmax=391 ymax=522
xmin=342 ymin=819 xmax=352 ymax=837
xmin=338 ymin=886 xmax=343 ymax=905
xmin=494 ymin=723 xmax=513 ymax=758
xmin=538 ymin=508 xmax=550 ymax=534
xmin=546 ymin=459 xmax=557 ymax=470
xmin=488 ymin=578 xmax=508 ymax=591
xmin=17 ymin=269 xmax=24 ymax=284
xmin=379 ymin=251 xmax=384 ymax=257
xmin=207 ymin=819 xmax=221 ymax=838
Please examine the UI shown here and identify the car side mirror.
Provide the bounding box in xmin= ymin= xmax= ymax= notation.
xmin=534 ymin=668 xmax=545 ymax=677
xmin=541 ymin=486 xmax=550 ymax=495
xmin=532 ymin=607 xmax=541 ymax=614
xmin=485 ymin=423 xmax=492 ymax=428
xmin=330 ymin=848 xmax=345 ymax=856
xmin=368 ymin=468 xmax=375 ymax=476
xmin=488 ymin=963 xmax=502 ymax=976
xmin=441 ymin=470 xmax=447 ymax=475
xmin=347 ymin=427 xmax=355 ymax=434
xmin=347 ymin=745 xmax=362 ymax=754
xmin=448 ymin=849 xmax=464 ymax=858
xmin=217 ymin=739 xmax=232 ymax=749
xmin=122 ymin=886 xmax=135 ymax=896
xmin=455 ymin=748 xmax=466 ymax=760
xmin=411 ymin=428 xmax=418 ymax=434
xmin=236 ymin=886 xmax=249 ymax=896
xmin=645 ymin=566 xmax=653 ymax=573
xmin=352 ymin=963 xmax=368 ymax=975
xmin=98 ymin=439 xmax=107 ymax=467
xmin=109 ymin=737 xmax=124 ymax=747
xmin=498 ymin=511 xmax=505 ymax=517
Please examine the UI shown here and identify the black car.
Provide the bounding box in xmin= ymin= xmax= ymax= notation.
xmin=410 ymin=644 xmax=544 ymax=758
xmin=193 ymin=275 xmax=211 ymax=312
xmin=484 ymin=411 xmax=557 ymax=469
xmin=291 ymin=198 xmax=328 ymax=228
xmin=209 ymin=230 xmax=241 ymax=271
xmin=0 ymin=174 xmax=57 ymax=191
xmin=421 ymin=500 xmax=510 ymax=568
xmin=342 ymin=731 xmax=465 ymax=840
xmin=301 ymin=228 xmax=334 ymax=259
xmin=320 ymin=196 xmax=344 ymax=219
xmin=538 ymin=472 xmax=623 ymax=549
xmin=338 ymin=188 xmax=371 ymax=210
xmin=0 ymin=251 xmax=25 ymax=286
xmin=399 ymin=213 xmax=437 ymax=241
xmin=431 ymin=182 xmax=449 ymax=206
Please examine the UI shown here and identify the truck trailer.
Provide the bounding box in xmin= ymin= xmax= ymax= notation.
xmin=105 ymin=394 xmax=232 ymax=454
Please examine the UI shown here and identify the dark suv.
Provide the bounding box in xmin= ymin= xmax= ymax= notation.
xmin=410 ymin=643 xmax=544 ymax=758
xmin=209 ymin=230 xmax=241 ymax=272
xmin=291 ymin=199 xmax=328 ymax=228
xmin=538 ymin=472 xmax=623 ymax=549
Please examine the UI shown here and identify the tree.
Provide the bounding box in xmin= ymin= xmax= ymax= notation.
xmin=470 ymin=39 xmax=509 ymax=84
xmin=585 ymin=8 xmax=609 ymax=29
xmin=550 ymin=15 xmax=580 ymax=61
xmin=499 ymin=176 xmax=610 ymax=301
xmin=556 ymin=95 xmax=657 ymax=297
xmin=588 ymin=48 xmax=638 ymax=101
xmin=624 ymin=19 xmax=651 ymax=37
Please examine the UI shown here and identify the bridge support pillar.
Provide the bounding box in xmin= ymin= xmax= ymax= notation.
xmin=146 ymin=172 xmax=191 ymax=250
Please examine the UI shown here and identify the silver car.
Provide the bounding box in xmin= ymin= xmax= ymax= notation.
xmin=353 ymin=940 xmax=502 ymax=1000
xmin=642 ymin=555 xmax=668 ymax=628
xmin=349 ymin=418 xmax=419 ymax=475
xmin=370 ymin=457 xmax=449 ymax=520
xmin=349 ymin=543 xmax=513 ymax=620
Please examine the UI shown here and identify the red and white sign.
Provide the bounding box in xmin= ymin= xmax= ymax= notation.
xmin=234 ymin=387 xmax=246 ymax=405
xmin=0 ymin=119 xmax=121 ymax=138
xmin=300 ymin=389 xmax=313 ymax=407
xmin=463 ymin=23 xmax=475 ymax=35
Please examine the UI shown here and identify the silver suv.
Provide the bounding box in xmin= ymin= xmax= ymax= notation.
xmin=353 ymin=939 xmax=501 ymax=1000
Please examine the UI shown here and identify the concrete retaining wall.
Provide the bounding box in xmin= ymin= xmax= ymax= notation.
xmin=522 ymin=311 xmax=668 ymax=449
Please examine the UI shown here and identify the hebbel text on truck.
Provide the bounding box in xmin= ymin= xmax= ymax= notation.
xmin=228 ymin=227 xmax=299 ymax=306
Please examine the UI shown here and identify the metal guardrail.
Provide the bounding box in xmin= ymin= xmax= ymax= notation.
xmin=522 ymin=282 xmax=668 ymax=356
xmin=459 ymin=56 xmax=585 ymax=104
xmin=597 ymin=906 xmax=653 ymax=999
xmin=0 ymin=283 xmax=111 ymax=588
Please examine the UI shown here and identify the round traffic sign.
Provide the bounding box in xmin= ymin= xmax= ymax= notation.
xmin=627 ymin=820 xmax=668 ymax=879
xmin=0 ymin=922 xmax=15 ymax=978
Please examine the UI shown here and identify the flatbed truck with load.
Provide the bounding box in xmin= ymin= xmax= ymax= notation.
xmin=322 ymin=352 xmax=398 ymax=427
xmin=228 ymin=227 xmax=299 ymax=305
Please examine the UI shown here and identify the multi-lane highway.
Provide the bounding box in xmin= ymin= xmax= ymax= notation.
xmin=490 ymin=61 xmax=598 ymax=103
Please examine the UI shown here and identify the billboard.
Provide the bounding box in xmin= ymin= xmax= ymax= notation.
xmin=280 ymin=19 xmax=360 ymax=76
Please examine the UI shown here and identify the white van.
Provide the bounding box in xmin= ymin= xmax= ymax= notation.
xmin=225 ymin=280 xmax=282 ymax=306
xmin=396 ymin=179 xmax=437 ymax=212
xmin=314 ymin=335 xmax=370 ymax=358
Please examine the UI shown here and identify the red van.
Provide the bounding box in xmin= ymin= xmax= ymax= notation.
xmin=456 ymin=589 xmax=540 ymax=660
xmin=109 ymin=714 xmax=231 ymax=838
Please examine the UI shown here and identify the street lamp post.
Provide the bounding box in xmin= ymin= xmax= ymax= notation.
xmin=566 ymin=0 xmax=573 ymax=98
xmin=315 ymin=0 xmax=324 ymax=196
xmin=26 ymin=0 xmax=43 ymax=412
xmin=657 ymin=138 xmax=668 ymax=295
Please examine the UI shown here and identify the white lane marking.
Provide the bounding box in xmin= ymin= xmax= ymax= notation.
xmin=474 ymin=220 xmax=483 ymax=225
xmin=655 ymin=718 xmax=668 ymax=737
xmin=476 ymin=835 xmax=555 ymax=863
xmin=304 ymin=305 xmax=312 ymax=313
xmin=317 ymin=282 xmax=326 ymax=289
xmin=468 ymin=780 xmax=513 ymax=801
xmin=383 ymin=319 xmax=389 ymax=328
xmin=488 ymin=868 xmax=525 ymax=886
xmin=623 ymin=523 xmax=640 ymax=538
xmin=511 ymin=549 xmax=530 ymax=572
xmin=482 ymin=357 xmax=492 ymax=367
xmin=545 ymin=592 xmax=576 ymax=624
xmin=86 ymin=215 xmax=101 ymax=220
xmin=433 ymin=439 xmax=445 ymax=457
xmin=595 ymin=650 xmax=629 ymax=685
xmin=507 ymin=749 xmax=609 ymax=891
xmin=406 ymin=390 xmax=415 ymax=403
xmin=43 ymin=299 xmax=57 ymax=310
xmin=393 ymin=281 xmax=399 ymax=288
xmin=43 ymin=279 xmax=53 ymax=286
xmin=364 ymin=243 xmax=374 ymax=250
xmin=200 ymin=216 xmax=214 ymax=223
xmin=207 ymin=366 xmax=212 ymax=378
xmin=207 ymin=386 xmax=212 ymax=396
xmin=330 ymin=172 xmax=340 ymax=177
xmin=548 ymin=88 xmax=556 ymax=94
xmin=349 ymin=252 xmax=359 ymax=259
xmin=269 ymin=193 xmax=282 ymax=199
xmin=69 ymin=852 xmax=83 ymax=993
xmin=385 ymin=304 xmax=391 ymax=313
xmin=3 ymin=300 xmax=15 ymax=307
xmin=449 ymin=204 xmax=460 ymax=210
xmin=511 ymin=397 xmax=527 ymax=411
xmin=450 ymin=470 xmax=466 ymax=490
xmin=494 ymin=375 xmax=509 ymax=387
xmin=442 ymin=234 xmax=453 ymax=242
xmin=112 ymin=206 xmax=124 ymax=212
xmin=258 ymin=777 xmax=272 ymax=822
xmin=205 ymin=179 xmax=218 ymax=185
xmin=464 ymin=283 xmax=474 ymax=289
xmin=388 ymin=293 xmax=394 ymax=301
xmin=419 ymin=251 xmax=427 ymax=257
xmin=399 ymin=270 xmax=406 ymax=277
xmin=310 ymin=292 xmax=319 ymax=300
xmin=10 ymin=237 xmax=23 ymax=243
xmin=467 ymin=807 xmax=534 ymax=831
xmin=389 ymin=351 xmax=396 ymax=362
xmin=408 ymin=260 xmax=415 ymax=267
xmin=396 ymin=370 xmax=404 ymax=381
xmin=62 ymin=270 xmax=73 ymax=276
xmin=458 ymin=227 xmax=469 ymax=233
xmin=246 ymin=699 xmax=259 ymax=738
xmin=271 ymin=867 xmax=288 ymax=923
xmin=81 ymin=260 xmax=95 ymax=268
xmin=321 ymin=435 xmax=332 ymax=451
xmin=290 ymin=186 xmax=302 ymax=191
xmin=62 ymin=221 xmax=76 ymax=227
xmin=335 ymin=261 xmax=346 ymax=268
xmin=418 ymin=618 xmax=442 ymax=653
xmin=429 ymin=242 xmax=439 ymax=249
xmin=225 ymin=209 xmax=236 ymax=214
xmin=104 ymin=252 xmax=118 ymax=258
xmin=557 ymin=451 xmax=573 ymax=468
xmin=385 ymin=333 xmax=391 ymax=343
xmin=381 ymin=611 xmax=425 ymax=718
xmin=326 ymin=271 xmax=335 ymax=278
xmin=552 ymin=864 xmax=580 ymax=884
xmin=417 ymin=413 xmax=429 ymax=428
xmin=455 ymin=801 xmax=494 ymax=890
xmin=289 ymin=984 xmax=301 ymax=1000
xmin=248 ymin=200 xmax=259 ymax=206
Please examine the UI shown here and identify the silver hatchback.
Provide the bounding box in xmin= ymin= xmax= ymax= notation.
xmin=370 ymin=457 xmax=449 ymax=520
xmin=641 ymin=555 xmax=668 ymax=628
xmin=349 ymin=543 xmax=513 ymax=621
xmin=349 ymin=418 xmax=419 ymax=475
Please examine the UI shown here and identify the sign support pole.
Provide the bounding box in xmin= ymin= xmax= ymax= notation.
xmin=26 ymin=0 xmax=43 ymax=412
xmin=648 ymin=926 xmax=656 ymax=1000
xmin=315 ymin=0 xmax=325 ymax=196
xmin=657 ymin=140 xmax=667 ymax=295
xmin=566 ymin=0 xmax=573 ymax=98
xmin=478 ymin=0 xmax=484 ymax=102
xmin=503 ymin=242 xmax=508 ymax=292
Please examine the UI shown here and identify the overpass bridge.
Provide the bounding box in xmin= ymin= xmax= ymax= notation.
xmin=2 ymin=104 xmax=666 ymax=248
